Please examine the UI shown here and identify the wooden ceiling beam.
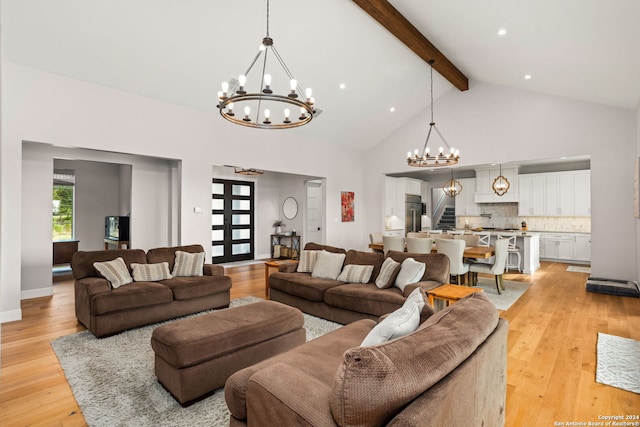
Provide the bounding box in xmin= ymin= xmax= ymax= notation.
xmin=352 ymin=0 xmax=469 ymax=91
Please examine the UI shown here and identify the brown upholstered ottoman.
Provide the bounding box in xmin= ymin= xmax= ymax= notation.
xmin=150 ymin=300 xmax=305 ymax=406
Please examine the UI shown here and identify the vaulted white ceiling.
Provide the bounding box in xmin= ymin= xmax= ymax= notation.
xmin=3 ymin=0 xmax=639 ymax=151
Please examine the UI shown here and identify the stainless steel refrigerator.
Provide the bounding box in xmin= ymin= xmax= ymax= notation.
xmin=405 ymin=194 xmax=422 ymax=234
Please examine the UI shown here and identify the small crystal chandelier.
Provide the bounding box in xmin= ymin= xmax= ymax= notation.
xmin=443 ymin=170 xmax=463 ymax=197
xmin=217 ymin=0 xmax=316 ymax=129
xmin=407 ymin=60 xmax=460 ymax=167
xmin=492 ymin=164 xmax=510 ymax=196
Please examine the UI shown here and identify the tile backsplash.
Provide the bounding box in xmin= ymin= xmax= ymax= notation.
xmin=456 ymin=202 xmax=591 ymax=232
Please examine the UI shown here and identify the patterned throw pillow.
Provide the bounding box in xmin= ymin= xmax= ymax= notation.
xmin=375 ymin=257 xmax=402 ymax=289
xmin=131 ymin=262 xmax=172 ymax=282
xmin=172 ymin=251 xmax=205 ymax=277
xmin=93 ymin=257 xmax=133 ymax=289
xmin=297 ymin=250 xmax=318 ymax=273
xmin=337 ymin=264 xmax=374 ymax=284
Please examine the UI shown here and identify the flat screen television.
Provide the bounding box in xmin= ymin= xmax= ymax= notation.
xmin=105 ymin=216 xmax=130 ymax=241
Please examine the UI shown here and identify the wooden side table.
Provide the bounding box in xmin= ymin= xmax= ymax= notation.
xmin=427 ymin=284 xmax=484 ymax=308
xmin=104 ymin=239 xmax=129 ymax=249
xmin=264 ymin=260 xmax=298 ymax=296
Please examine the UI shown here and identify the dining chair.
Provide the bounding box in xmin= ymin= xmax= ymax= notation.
xmin=435 ymin=238 xmax=470 ymax=285
xmin=406 ymin=237 xmax=433 ymax=254
xmin=472 ymin=231 xmax=491 ymax=247
xmin=469 ymin=239 xmax=509 ymax=294
xmin=369 ymin=232 xmax=383 ymax=244
xmin=454 ymin=234 xmax=480 ymax=247
xmin=496 ymin=232 xmax=522 ymax=272
xmin=407 ymin=231 xmax=429 ymax=239
xmin=432 ymin=232 xmax=453 ymax=239
xmin=427 ymin=229 xmax=443 ymax=234
xmin=382 ymin=235 xmax=405 ymax=255
xmin=447 ymin=230 xmax=465 ymax=235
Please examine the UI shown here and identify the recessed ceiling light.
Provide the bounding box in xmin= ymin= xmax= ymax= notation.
xmin=497 ymin=28 xmax=507 ymax=36
xmin=390 ymin=107 xmax=395 ymax=112
xmin=524 ymin=74 xmax=532 ymax=80
xmin=339 ymin=83 xmax=346 ymax=89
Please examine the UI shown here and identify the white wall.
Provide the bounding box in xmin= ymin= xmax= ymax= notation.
xmin=365 ymin=81 xmax=638 ymax=282
xmin=0 ymin=63 xmax=365 ymax=322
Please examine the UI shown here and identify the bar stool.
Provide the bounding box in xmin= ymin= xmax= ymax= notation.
xmin=496 ymin=232 xmax=522 ymax=272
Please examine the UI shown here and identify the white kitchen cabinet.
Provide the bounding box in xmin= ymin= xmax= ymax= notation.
xmin=543 ymin=233 xmax=574 ymax=260
xmin=518 ymin=174 xmax=546 ymax=216
xmin=403 ymin=178 xmax=422 ymax=196
xmin=455 ymin=178 xmax=479 ymax=216
xmin=474 ymin=167 xmax=519 ymax=203
xmin=573 ymin=234 xmax=591 ymax=262
xmin=546 ymin=173 xmax=574 ymax=216
xmin=574 ymin=170 xmax=591 ymax=216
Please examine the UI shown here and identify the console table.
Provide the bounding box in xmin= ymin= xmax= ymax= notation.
xmin=104 ymin=238 xmax=129 ymax=250
xmin=270 ymin=234 xmax=300 ymax=260
xmin=53 ymin=240 xmax=79 ymax=264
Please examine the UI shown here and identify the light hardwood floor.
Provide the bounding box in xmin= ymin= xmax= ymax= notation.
xmin=1 ymin=261 xmax=638 ymax=426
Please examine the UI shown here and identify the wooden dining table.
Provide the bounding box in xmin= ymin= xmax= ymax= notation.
xmin=368 ymin=243 xmax=495 ymax=259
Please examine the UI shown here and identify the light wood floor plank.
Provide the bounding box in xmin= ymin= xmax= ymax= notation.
xmin=1 ymin=260 xmax=639 ymax=426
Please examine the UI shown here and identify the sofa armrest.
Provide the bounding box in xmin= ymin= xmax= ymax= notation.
xmin=203 ymin=264 xmax=225 ymax=276
xmin=246 ymin=363 xmax=337 ymax=427
xmin=403 ymin=280 xmax=443 ymax=297
xmin=75 ymin=277 xmax=111 ymax=296
xmin=278 ymin=263 xmax=299 ymax=273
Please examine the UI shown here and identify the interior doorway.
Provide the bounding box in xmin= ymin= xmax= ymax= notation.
xmin=305 ymin=180 xmax=324 ymax=245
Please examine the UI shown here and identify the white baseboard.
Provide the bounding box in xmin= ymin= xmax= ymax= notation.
xmin=0 ymin=308 xmax=22 ymax=323
xmin=21 ymin=286 xmax=54 ymax=300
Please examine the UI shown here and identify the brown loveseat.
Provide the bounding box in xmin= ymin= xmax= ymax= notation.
xmin=269 ymin=243 xmax=450 ymax=324
xmin=71 ymin=244 xmax=231 ymax=337
xmin=225 ymin=292 xmax=507 ymax=426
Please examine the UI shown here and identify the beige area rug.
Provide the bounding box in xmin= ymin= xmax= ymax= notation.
xmin=567 ymin=265 xmax=591 ymax=273
xmin=51 ymin=297 xmax=341 ymax=427
xmin=596 ymin=333 xmax=640 ymax=394
xmin=470 ymin=277 xmax=531 ymax=311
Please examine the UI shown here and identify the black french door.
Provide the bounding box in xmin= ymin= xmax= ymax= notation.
xmin=211 ymin=178 xmax=255 ymax=263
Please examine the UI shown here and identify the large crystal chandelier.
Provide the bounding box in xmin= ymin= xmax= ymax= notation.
xmin=407 ymin=60 xmax=460 ymax=167
xmin=217 ymin=0 xmax=316 ymax=129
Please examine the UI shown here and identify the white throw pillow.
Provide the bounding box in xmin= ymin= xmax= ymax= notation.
xmin=131 ymin=262 xmax=172 ymax=282
xmin=297 ymin=250 xmax=318 ymax=273
xmin=172 ymin=251 xmax=205 ymax=277
xmin=361 ymin=288 xmax=425 ymax=346
xmin=375 ymin=257 xmax=401 ymax=289
xmin=93 ymin=257 xmax=133 ymax=289
xmin=394 ymin=258 xmax=426 ymax=291
xmin=337 ymin=264 xmax=374 ymax=284
xmin=311 ymin=250 xmax=346 ymax=280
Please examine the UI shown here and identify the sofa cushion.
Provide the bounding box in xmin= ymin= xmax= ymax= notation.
xmin=343 ymin=250 xmax=384 ymax=283
xmin=93 ymin=257 xmax=133 ymax=288
xmin=312 ymin=251 xmax=346 ymax=280
xmin=360 ymin=288 xmax=425 ymax=346
xmin=337 ymin=264 xmax=374 ymax=284
xmin=330 ymin=292 xmax=499 ymax=427
xmin=225 ymin=318 xmax=376 ymax=421
xmin=172 ymin=251 xmax=205 ymax=277
xmin=324 ymin=283 xmax=405 ymax=317
xmin=72 ymin=249 xmax=147 ymax=280
xmin=146 ymin=244 xmax=205 ymax=271
xmin=91 ymin=281 xmax=174 ymax=315
xmin=386 ymin=251 xmax=450 ymax=284
xmin=159 ymin=275 xmax=232 ymax=301
xmin=375 ymin=257 xmax=401 ymax=289
xmin=131 ymin=262 xmax=172 ymax=282
xmin=304 ymin=242 xmax=347 ymax=255
xmin=394 ymin=258 xmax=426 ymax=291
xmin=297 ymin=249 xmax=319 ymax=273
xmin=269 ymin=272 xmax=343 ymax=302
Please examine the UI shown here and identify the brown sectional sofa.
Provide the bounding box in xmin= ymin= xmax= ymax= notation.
xmin=268 ymin=243 xmax=450 ymax=324
xmin=225 ymin=291 xmax=508 ymax=426
xmin=71 ymin=244 xmax=232 ymax=337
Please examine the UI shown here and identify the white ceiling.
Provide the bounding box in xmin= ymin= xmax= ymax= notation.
xmin=3 ymin=0 xmax=639 ymax=151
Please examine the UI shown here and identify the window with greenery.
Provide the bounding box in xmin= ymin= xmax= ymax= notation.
xmin=53 ymin=170 xmax=75 ymax=241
